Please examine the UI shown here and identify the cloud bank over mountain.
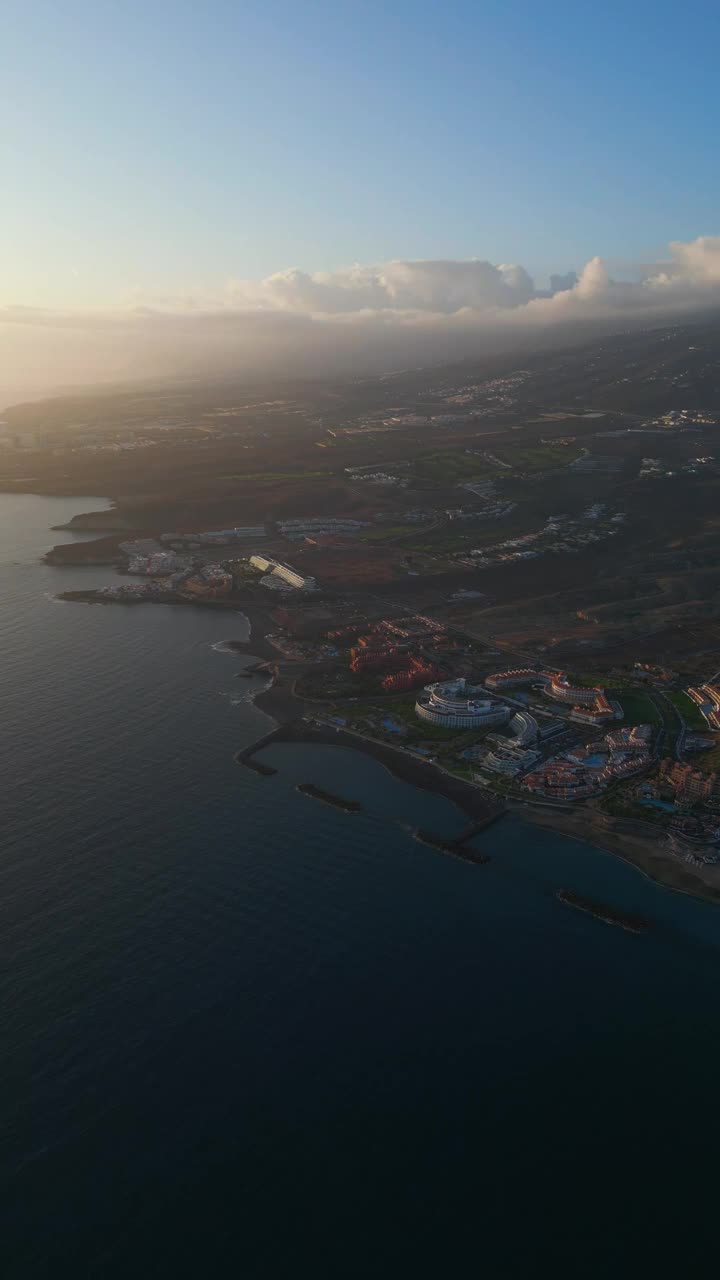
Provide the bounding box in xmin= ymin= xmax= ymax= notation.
xmin=222 ymin=236 xmax=720 ymax=320
xmin=4 ymin=235 xmax=720 ymax=405
xmin=225 ymin=258 xmax=537 ymax=313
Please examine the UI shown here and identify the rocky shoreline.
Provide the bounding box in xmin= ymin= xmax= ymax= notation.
xmin=223 ymin=605 xmax=286 ymax=663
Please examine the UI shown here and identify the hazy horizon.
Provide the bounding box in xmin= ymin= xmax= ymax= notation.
xmin=6 ymin=235 xmax=720 ymax=411
xmin=6 ymin=0 xmax=720 ymax=405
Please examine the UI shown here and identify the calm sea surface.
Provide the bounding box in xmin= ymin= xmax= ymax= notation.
xmin=2 ymin=494 xmax=720 ymax=1276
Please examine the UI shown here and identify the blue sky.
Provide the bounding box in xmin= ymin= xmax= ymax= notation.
xmin=4 ymin=0 xmax=720 ymax=306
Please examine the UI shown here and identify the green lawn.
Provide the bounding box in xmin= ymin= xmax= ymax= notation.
xmin=411 ymin=514 xmax=536 ymax=556
xmin=569 ymin=672 xmax=638 ymax=690
xmin=334 ymin=696 xmax=480 ymax=745
xmin=406 ymin=444 xmax=580 ymax=487
xmin=373 ymin=695 xmax=469 ymax=741
xmin=598 ymin=792 xmax=664 ymax=823
xmin=565 ymin=673 xmax=607 ymax=689
xmin=409 ymin=451 xmax=493 ymax=487
xmin=616 ymin=692 xmax=661 ymax=727
xmin=493 ymin=444 xmax=583 ymax=473
xmin=667 ymin=690 xmax=708 ymax=731
xmin=444 ymin=764 xmax=474 ymax=781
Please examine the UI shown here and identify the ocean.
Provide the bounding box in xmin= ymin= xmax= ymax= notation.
xmin=2 ymin=494 xmax=720 ymax=1276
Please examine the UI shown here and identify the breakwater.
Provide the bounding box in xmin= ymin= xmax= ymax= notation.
xmin=296 ymin=783 xmax=362 ymax=813
xmin=235 ymin=723 xmax=294 ymax=770
xmin=413 ymin=829 xmax=492 ymax=865
xmin=241 ymin=719 xmax=506 ymax=827
xmin=557 ymin=889 xmax=651 ymax=934
xmin=243 ymin=757 xmax=278 ymax=776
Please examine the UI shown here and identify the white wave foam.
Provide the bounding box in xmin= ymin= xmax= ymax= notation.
xmin=218 ymin=671 xmax=273 ymax=709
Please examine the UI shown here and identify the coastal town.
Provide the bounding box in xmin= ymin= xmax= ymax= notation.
xmin=9 ymin=317 xmax=720 ymax=902
xmin=58 ymin=515 xmax=720 ymax=883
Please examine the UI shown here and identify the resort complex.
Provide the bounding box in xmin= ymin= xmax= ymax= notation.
xmin=485 ymin=668 xmax=543 ymax=690
xmin=523 ymin=724 xmax=653 ymax=800
xmin=658 ymin=758 xmax=720 ymax=803
xmin=687 ymin=683 xmax=720 ymax=731
xmin=57 ymin=509 xmax=720 ymax=862
xmin=545 ymin=673 xmax=621 ymax=724
xmin=485 ymin=668 xmax=621 ymax=724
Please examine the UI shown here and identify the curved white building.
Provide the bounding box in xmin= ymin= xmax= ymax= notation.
xmin=483 ymin=745 xmax=542 ymax=776
xmin=485 ymin=668 xmax=545 ymax=690
xmin=546 ymin=673 xmax=599 ymax=706
xmin=509 ymin=711 xmax=539 ymax=746
xmin=545 ymin=673 xmax=620 ymax=722
xmin=415 ymin=678 xmax=511 ymax=730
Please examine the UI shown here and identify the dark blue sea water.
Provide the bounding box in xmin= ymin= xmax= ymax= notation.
xmin=3 ymin=495 xmax=720 ymax=1276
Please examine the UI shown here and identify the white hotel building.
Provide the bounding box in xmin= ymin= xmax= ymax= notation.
xmin=249 ymin=554 xmax=316 ymax=591
xmin=415 ymin=679 xmax=511 ymax=730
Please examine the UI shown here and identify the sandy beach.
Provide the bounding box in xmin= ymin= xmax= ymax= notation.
xmin=515 ymin=802 xmax=720 ymax=903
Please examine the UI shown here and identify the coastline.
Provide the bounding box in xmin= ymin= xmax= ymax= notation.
xmin=516 ymin=802 xmax=720 ymax=904
xmin=56 ymin=589 xmax=276 ymax=629
xmin=252 ymin=674 xmax=305 ymax=724
xmin=241 ymin=675 xmax=720 ymax=904
xmin=243 ymin=719 xmax=505 ymax=825
xmin=54 ymin=581 xmax=720 ymax=905
xmin=223 ymin=605 xmax=286 ymax=662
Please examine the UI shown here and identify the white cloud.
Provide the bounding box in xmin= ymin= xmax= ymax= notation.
xmin=666 ymin=235 xmax=720 ymax=283
xmin=225 ymin=257 xmax=536 ymax=314
xmin=187 ymin=236 xmax=720 ymax=325
xmin=3 ymin=235 xmax=720 ymax=406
